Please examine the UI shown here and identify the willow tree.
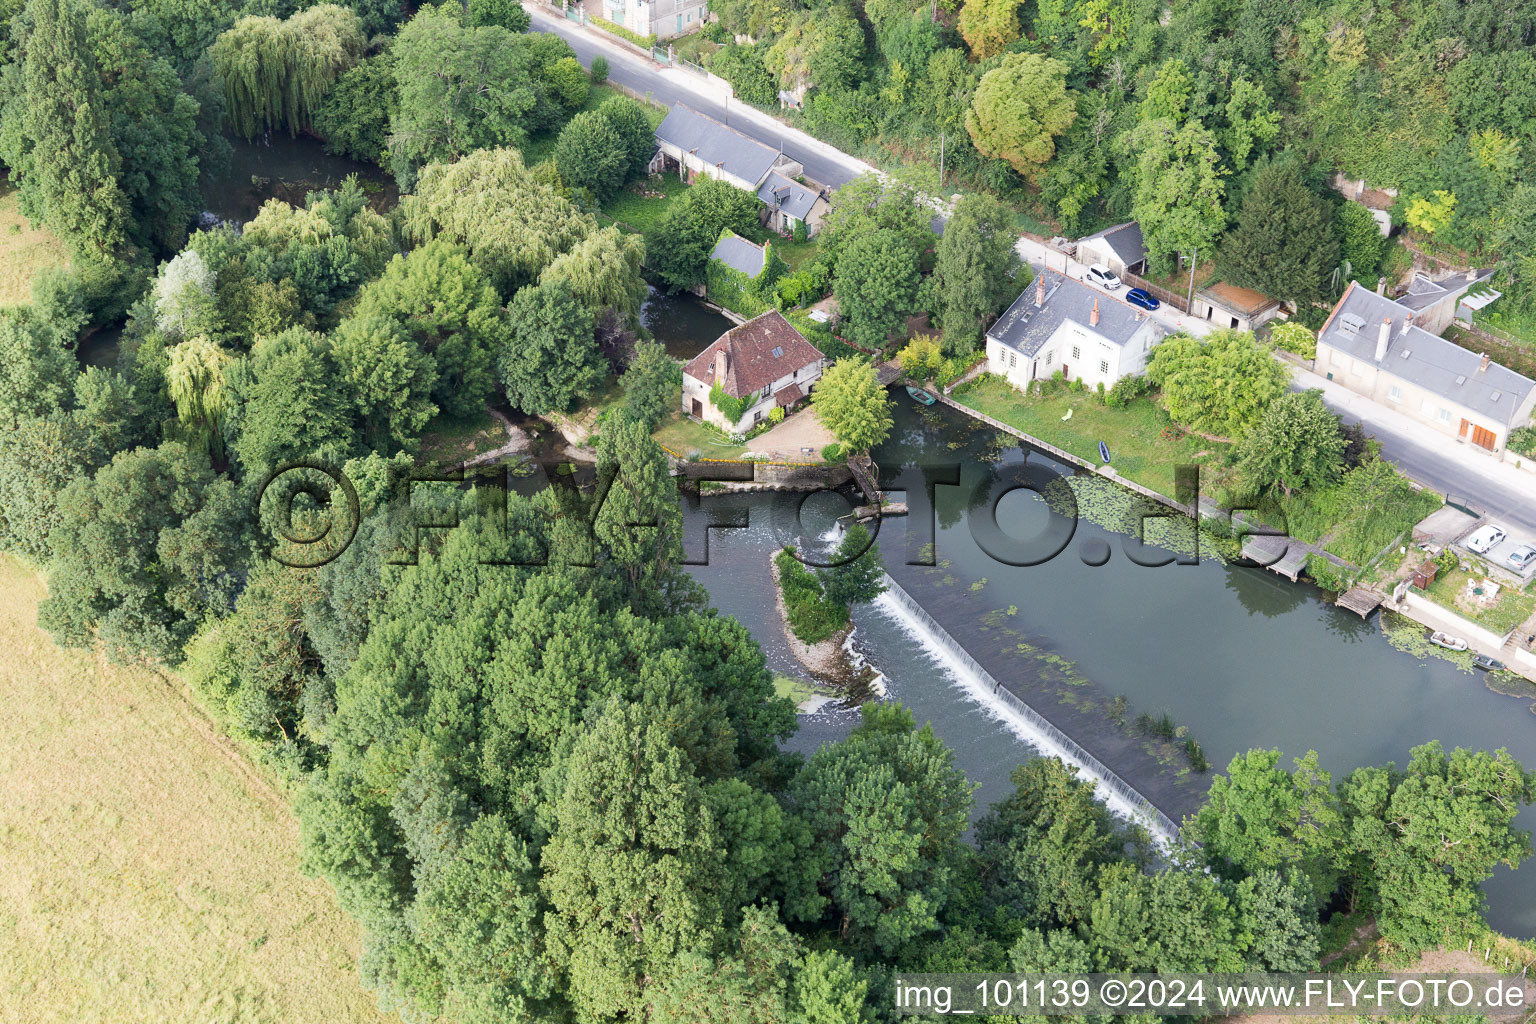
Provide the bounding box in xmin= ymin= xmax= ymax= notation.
xmin=166 ymin=336 xmax=232 ymax=459
xmin=209 ymin=4 xmax=363 ymax=138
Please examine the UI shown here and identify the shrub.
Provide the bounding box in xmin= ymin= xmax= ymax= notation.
xmin=898 ymin=337 xmax=943 ymax=379
xmin=774 ymin=548 xmax=848 ymax=643
xmin=1270 ymin=320 xmax=1317 ymax=359
xmin=589 ymin=14 xmax=653 ymax=47
xmin=1305 ymin=552 xmax=1348 ymax=593
xmin=821 ymin=442 xmax=845 ymax=464
xmin=1508 ymin=425 xmax=1536 ymax=457
xmin=590 ymin=54 xmax=609 ymax=84
xmin=708 ymin=380 xmax=749 ymax=424
xmin=769 ymin=406 xmax=785 ymax=424
xmin=792 ymin=219 xmax=808 ymax=243
xmin=936 ymin=355 xmax=975 ymax=387
xmin=1106 ymin=374 xmax=1153 ymax=407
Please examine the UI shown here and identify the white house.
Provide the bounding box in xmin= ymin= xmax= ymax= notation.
xmin=599 ymin=0 xmax=709 ymax=40
xmin=1316 ymin=281 xmax=1536 ymax=456
xmin=682 ymin=310 xmax=826 ymax=433
xmin=1075 ymin=221 xmax=1147 ymax=278
xmin=985 ymin=270 xmax=1166 ymax=392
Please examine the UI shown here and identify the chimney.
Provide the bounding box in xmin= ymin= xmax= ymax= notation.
xmin=1375 ymin=318 xmax=1391 ymax=361
xmin=1401 ymin=313 xmax=1412 ymax=335
xmin=1090 ymin=298 xmax=1100 ymax=327
xmin=1035 ymin=273 xmax=1046 ymax=308
xmin=1377 ymin=278 xmax=1386 ymax=295
xmin=1479 ymin=352 xmax=1491 ymax=372
xmin=714 ymin=346 xmax=728 ymax=384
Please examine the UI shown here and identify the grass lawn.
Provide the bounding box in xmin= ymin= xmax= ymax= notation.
xmin=653 ymin=409 xmax=749 ymax=460
xmin=1423 ymin=565 xmax=1536 ymax=636
xmin=0 ymin=558 xmax=392 ymax=1024
xmin=772 ymin=673 xmax=820 ymax=703
xmin=951 ymin=376 xmax=1233 ymax=498
xmin=417 ymin=407 xmax=505 ymax=467
xmin=0 ymin=180 xmax=68 ymax=305
xmin=772 ymin=234 xmax=823 ymax=272
xmin=601 ymin=173 xmax=690 ymax=233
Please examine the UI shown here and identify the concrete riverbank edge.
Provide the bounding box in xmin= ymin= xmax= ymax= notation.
xmin=932 ymin=387 xmax=1536 ymax=685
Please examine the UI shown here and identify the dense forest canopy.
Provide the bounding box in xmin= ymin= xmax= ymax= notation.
xmin=0 ymin=0 xmax=1533 ymax=1020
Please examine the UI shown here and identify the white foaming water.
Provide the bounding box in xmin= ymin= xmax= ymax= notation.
xmin=871 ymin=583 xmax=1177 ymax=845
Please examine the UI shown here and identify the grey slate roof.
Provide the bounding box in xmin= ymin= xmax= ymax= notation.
xmin=1319 ymin=281 xmax=1535 ymax=426
xmin=1082 ymin=221 xmax=1146 ymax=268
xmin=655 ymin=105 xmax=778 ymax=186
xmin=710 ymin=231 xmax=767 ymax=277
xmin=1397 ymin=268 xmax=1497 ymax=313
xmin=757 ymin=171 xmax=820 ymax=221
xmin=986 ymin=269 xmax=1159 ymax=357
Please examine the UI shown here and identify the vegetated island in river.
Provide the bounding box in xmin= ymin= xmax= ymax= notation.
xmin=770 ymin=540 xmax=886 ymax=705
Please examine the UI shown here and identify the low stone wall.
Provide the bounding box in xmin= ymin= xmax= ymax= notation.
xmin=675 ymin=459 xmax=852 ymax=492
xmin=1396 ymin=589 xmax=1511 ymax=651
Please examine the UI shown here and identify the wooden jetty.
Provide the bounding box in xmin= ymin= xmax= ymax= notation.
xmin=846 ymin=453 xmax=882 ymax=507
xmin=1336 ymin=588 xmax=1384 ymax=618
xmin=1240 ymin=532 xmax=1352 ymax=583
xmin=875 ymin=360 xmax=903 ymax=386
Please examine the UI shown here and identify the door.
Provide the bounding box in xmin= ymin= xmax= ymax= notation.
xmin=1459 ymin=418 xmax=1470 ymax=438
xmin=1471 ymin=424 xmax=1496 ymax=450
xmin=691 ymin=398 xmax=702 ymax=418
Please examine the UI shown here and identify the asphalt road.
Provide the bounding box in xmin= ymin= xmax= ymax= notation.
xmin=526 ymin=5 xmax=869 ymax=190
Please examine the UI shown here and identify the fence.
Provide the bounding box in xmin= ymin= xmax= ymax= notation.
xmin=1121 ymin=271 xmax=1189 ymax=313
xmin=880 ymin=576 xmax=1181 ymax=842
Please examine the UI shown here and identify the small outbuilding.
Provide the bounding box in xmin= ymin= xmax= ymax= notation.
xmin=1190 ymin=281 xmax=1284 ymax=331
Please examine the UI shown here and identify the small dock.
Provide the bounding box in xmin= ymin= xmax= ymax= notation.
xmin=875 ymin=360 xmax=903 ymax=386
xmin=846 ymin=453 xmax=882 ymax=507
xmin=1240 ymin=532 xmax=1352 ymax=583
xmin=1336 ymin=588 xmax=1384 ymax=618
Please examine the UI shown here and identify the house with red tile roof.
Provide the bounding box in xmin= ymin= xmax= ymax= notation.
xmin=681 ymin=310 xmax=826 ymax=433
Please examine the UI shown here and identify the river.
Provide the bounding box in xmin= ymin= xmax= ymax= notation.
xmin=681 ymin=375 xmax=1536 ymax=937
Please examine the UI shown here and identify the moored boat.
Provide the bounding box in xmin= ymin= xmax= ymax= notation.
xmin=1429 ymin=631 xmax=1469 ymax=651
xmin=905 ymin=385 xmax=936 ymax=406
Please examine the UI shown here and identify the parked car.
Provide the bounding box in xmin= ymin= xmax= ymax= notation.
xmin=1506 ymin=544 xmax=1536 ymax=571
xmin=1086 ymin=264 xmax=1122 ymax=290
xmin=1463 ymin=524 xmax=1507 ymax=554
xmin=1125 ymin=287 xmax=1160 ymax=311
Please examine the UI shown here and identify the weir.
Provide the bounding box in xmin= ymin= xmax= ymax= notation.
xmin=874 ymin=575 xmax=1181 ymax=843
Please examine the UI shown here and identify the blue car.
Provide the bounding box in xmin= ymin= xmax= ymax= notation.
xmin=1125 ymin=287 xmax=1160 ymax=311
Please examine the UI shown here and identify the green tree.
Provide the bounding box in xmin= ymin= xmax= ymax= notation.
xmin=958 ymin=0 xmax=1024 ymax=60
xmin=38 ymin=441 xmax=243 ymax=662
xmin=330 ymin=312 xmax=438 ymax=451
xmin=1231 ymin=870 xmax=1321 ymax=970
xmin=387 ymin=8 xmax=543 ymax=175
xmin=977 ymin=758 xmax=1126 ymax=928
xmin=820 ymin=523 xmax=887 ymax=609
xmin=621 ymin=340 xmax=681 ymax=429
xmin=0 ymin=414 xmax=86 ymax=559
xmin=313 ymin=51 xmax=396 ymax=164
xmin=352 ymin=240 xmax=505 ymax=419
xmin=1145 ymin=329 xmax=1287 ymax=438
xmin=1191 ymin=749 xmax=1349 ymax=907
xmin=593 ymin=414 xmax=684 ymax=586
xmin=499 ymin=278 xmax=600 ymax=414
xmin=229 ymin=327 xmax=355 ymax=474
xmin=1127 ymin=118 xmax=1227 ymax=274
xmin=0 ymin=305 xmax=76 ymax=428
xmin=1342 ymin=743 xmax=1535 ymax=950
xmin=811 ymin=358 xmax=895 ymax=454
xmin=403 ymin=147 xmax=597 ymax=296
xmin=466 ymin=0 xmax=531 ymax=31
xmin=935 ymin=193 xmax=1022 ymax=352
xmin=965 ymin=53 xmax=1076 ymax=182
xmin=833 ymin=228 xmax=922 ymax=349
xmin=784 ymin=703 xmax=973 ymax=955
xmin=538 ymin=225 xmax=647 ymax=323
xmin=0 ymin=0 xmax=130 ymax=260
xmin=1233 ymin=390 xmax=1347 ymax=498
xmin=164 ymin=335 xmax=232 ymax=460
xmin=208 ymin=4 xmax=363 ymax=138
xmin=1338 ymin=202 xmax=1385 ymax=283
xmin=1087 ymin=862 xmax=1244 ymax=971
xmin=646 ymin=177 xmax=762 ymax=291
xmin=598 ymin=95 xmax=656 ymax=183
xmin=1218 ymin=160 xmax=1339 ymax=306
xmin=554 ymin=108 xmax=626 ymax=201
xmin=1221 ymin=77 xmax=1281 ymax=170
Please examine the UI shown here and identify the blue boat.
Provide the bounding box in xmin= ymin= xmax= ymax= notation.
xmin=1099 ymin=441 xmax=1111 ymax=463
xmin=905 ymin=385 xmax=936 ymax=406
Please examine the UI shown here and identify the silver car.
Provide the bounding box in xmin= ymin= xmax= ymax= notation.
xmin=1506 ymin=545 xmax=1536 ymax=571
xmin=1463 ymin=524 xmax=1506 ymax=554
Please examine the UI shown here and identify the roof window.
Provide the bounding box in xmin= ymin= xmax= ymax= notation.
xmin=771 ymin=346 xmax=783 ymax=358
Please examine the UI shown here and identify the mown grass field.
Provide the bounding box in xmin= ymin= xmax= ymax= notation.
xmin=952 ymin=377 xmax=1233 ymax=498
xmin=0 ymin=180 xmax=69 ymax=306
xmin=0 ymin=558 xmax=392 ymax=1024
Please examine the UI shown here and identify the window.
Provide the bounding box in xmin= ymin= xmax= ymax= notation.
xmin=1099 ymin=359 xmax=1110 ymax=374
xmin=1388 ymin=384 xmax=1402 ymax=401
xmin=1072 ymin=345 xmax=1081 ymax=360
xmin=1008 ymin=353 xmax=1016 ymax=368
xmin=1043 ymin=351 xmax=1053 ymax=364
xmin=1438 ymin=407 xmax=1452 ymax=424
xmin=771 ymin=346 xmax=783 ymax=358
